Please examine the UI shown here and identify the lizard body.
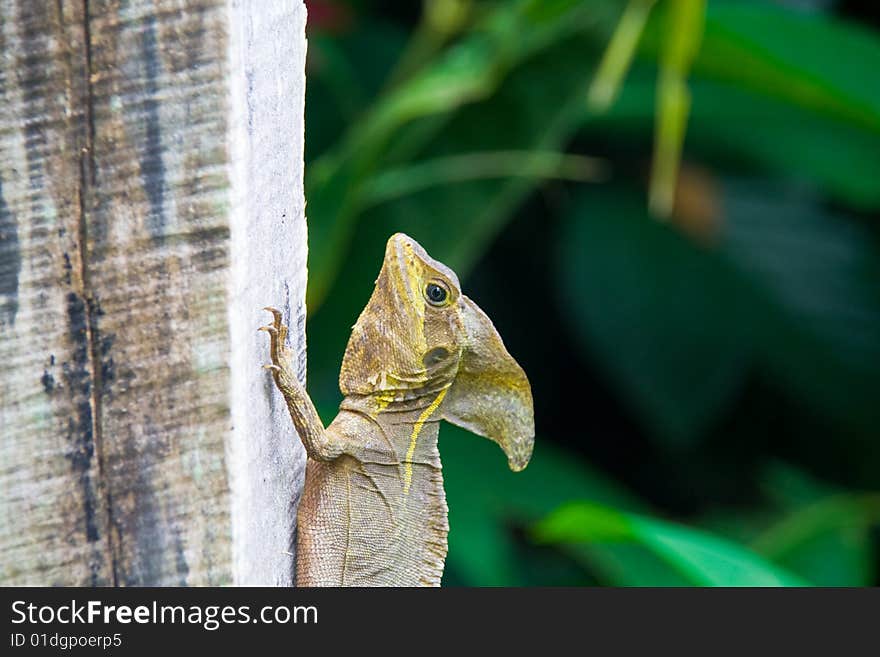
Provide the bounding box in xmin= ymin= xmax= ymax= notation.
xmin=261 ymin=233 xmax=534 ymax=586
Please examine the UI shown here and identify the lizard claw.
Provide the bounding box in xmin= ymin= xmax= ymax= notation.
xmin=262 ymin=307 xmax=288 ymax=344
xmin=260 ymin=307 xmax=291 ymax=374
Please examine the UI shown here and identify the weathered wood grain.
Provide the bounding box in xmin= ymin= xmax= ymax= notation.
xmin=0 ymin=0 xmax=113 ymax=587
xmin=226 ymin=0 xmax=309 ymax=586
xmin=0 ymin=0 xmax=307 ymax=586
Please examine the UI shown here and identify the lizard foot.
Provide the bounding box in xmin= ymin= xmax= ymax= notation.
xmin=259 ymin=307 xmax=293 ymax=377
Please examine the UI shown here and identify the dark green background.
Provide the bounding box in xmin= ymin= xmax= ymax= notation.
xmin=302 ymin=0 xmax=880 ymax=586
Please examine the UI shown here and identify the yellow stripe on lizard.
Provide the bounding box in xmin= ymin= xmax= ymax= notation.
xmin=372 ymin=389 xmax=396 ymax=417
xmin=403 ymin=387 xmax=449 ymax=495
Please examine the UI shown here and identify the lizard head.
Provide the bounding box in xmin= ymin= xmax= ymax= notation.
xmin=340 ymin=233 xmax=534 ymax=471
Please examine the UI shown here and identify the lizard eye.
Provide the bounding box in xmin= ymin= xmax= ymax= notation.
xmin=424 ymin=282 xmax=448 ymax=306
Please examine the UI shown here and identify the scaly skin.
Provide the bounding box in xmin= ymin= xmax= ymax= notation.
xmin=260 ymin=233 xmax=534 ymax=586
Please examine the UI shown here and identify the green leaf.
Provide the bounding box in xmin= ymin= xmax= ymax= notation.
xmin=441 ymin=426 xmax=732 ymax=587
xmin=439 ymin=424 xmax=643 ymax=585
xmin=360 ymin=151 xmax=607 ymax=208
xmin=535 ymin=501 xmax=810 ymax=586
xmin=630 ymin=515 xmax=809 ymax=586
xmin=588 ymin=0 xmax=658 ymax=111
xmin=596 ymin=2 xmax=880 ymax=209
xmin=754 ymin=497 xmax=878 ymax=587
xmin=583 ymin=64 xmax=880 ymax=210
xmin=649 ymin=0 xmax=705 ymax=217
xmin=642 ymin=1 xmax=880 ymax=133
xmin=572 ymin=543 xmax=693 ymax=586
xmin=749 ymin=464 xmax=880 ymax=586
xmin=684 ymin=80 xmax=880 ymax=210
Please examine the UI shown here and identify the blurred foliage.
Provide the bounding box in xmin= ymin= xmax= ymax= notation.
xmin=302 ymin=0 xmax=880 ymax=585
xmin=534 ymin=500 xmax=808 ymax=586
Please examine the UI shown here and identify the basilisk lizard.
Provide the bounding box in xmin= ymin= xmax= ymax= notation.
xmin=260 ymin=233 xmax=534 ymax=586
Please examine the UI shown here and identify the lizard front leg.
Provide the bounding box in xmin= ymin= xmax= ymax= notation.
xmin=259 ymin=307 xmax=342 ymax=462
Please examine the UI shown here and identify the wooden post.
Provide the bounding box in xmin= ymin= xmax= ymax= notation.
xmin=0 ymin=0 xmax=308 ymax=585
